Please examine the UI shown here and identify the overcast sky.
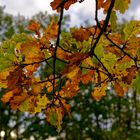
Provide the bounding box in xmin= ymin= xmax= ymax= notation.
xmin=0 ymin=0 xmax=140 ymax=26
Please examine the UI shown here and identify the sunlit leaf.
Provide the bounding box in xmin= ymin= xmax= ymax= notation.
xmin=92 ymin=83 xmax=107 ymax=101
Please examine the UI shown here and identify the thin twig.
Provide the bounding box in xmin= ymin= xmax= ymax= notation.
xmin=53 ymin=5 xmax=64 ymax=93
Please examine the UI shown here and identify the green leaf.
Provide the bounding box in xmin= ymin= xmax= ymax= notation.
xmin=19 ymin=100 xmax=30 ymax=112
xmin=11 ymin=33 xmax=34 ymax=43
xmin=123 ymin=20 xmax=140 ymax=41
xmin=35 ymin=95 xmax=50 ymax=113
xmin=0 ymin=40 xmax=17 ymax=71
xmin=101 ymin=53 xmax=118 ymax=72
xmin=46 ymin=107 xmax=64 ymax=132
xmin=115 ymin=0 xmax=130 ymax=14
xmin=110 ymin=11 xmax=117 ymax=30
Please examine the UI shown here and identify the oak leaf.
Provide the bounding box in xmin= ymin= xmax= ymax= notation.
xmin=51 ymin=0 xmax=77 ymax=11
xmin=92 ymin=83 xmax=107 ymax=101
xmin=28 ymin=20 xmax=40 ymax=34
xmin=114 ymin=81 xmax=125 ymax=96
xmin=46 ymin=106 xmax=64 ymax=132
xmin=20 ymin=41 xmax=45 ymax=64
xmin=122 ymin=65 xmax=137 ymax=85
xmin=71 ymin=28 xmax=91 ymax=42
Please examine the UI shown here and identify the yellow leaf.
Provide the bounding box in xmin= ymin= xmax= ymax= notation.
xmin=0 ymin=71 xmax=9 ymax=88
xmin=21 ymin=41 xmax=44 ymax=64
xmin=92 ymin=83 xmax=107 ymax=101
xmin=35 ymin=95 xmax=50 ymax=113
xmin=67 ymin=66 xmax=80 ymax=79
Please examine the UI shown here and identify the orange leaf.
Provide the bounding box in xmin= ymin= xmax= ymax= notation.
xmin=44 ymin=21 xmax=58 ymax=40
xmin=50 ymin=0 xmax=77 ymax=11
xmin=21 ymin=41 xmax=45 ymax=64
xmin=114 ymin=81 xmax=124 ymax=96
xmin=28 ymin=20 xmax=40 ymax=34
xmin=1 ymin=87 xmax=22 ymax=104
xmin=72 ymin=28 xmax=91 ymax=42
xmin=7 ymin=67 xmax=23 ymax=90
xmin=1 ymin=91 xmax=14 ymax=103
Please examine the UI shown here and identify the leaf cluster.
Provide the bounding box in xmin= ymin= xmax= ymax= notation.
xmin=1 ymin=0 xmax=140 ymax=132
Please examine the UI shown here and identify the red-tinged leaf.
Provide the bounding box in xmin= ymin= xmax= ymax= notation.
xmin=1 ymin=91 xmax=14 ymax=103
xmin=56 ymin=48 xmax=70 ymax=61
xmin=71 ymin=28 xmax=91 ymax=42
xmin=7 ymin=67 xmax=23 ymax=90
xmin=105 ymin=45 xmax=121 ymax=56
xmin=81 ymin=70 xmax=95 ymax=85
xmin=122 ymin=65 xmax=137 ymax=84
xmin=60 ymin=80 xmax=79 ymax=98
xmin=28 ymin=20 xmax=40 ymax=35
xmin=10 ymin=92 xmax=29 ymax=105
xmin=97 ymin=0 xmax=111 ymax=13
xmin=66 ymin=52 xmax=89 ymax=65
xmin=50 ymin=0 xmax=77 ymax=11
xmin=117 ymin=55 xmax=132 ymax=64
xmin=97 ymin=0 xmax=103 ymax=9
xmin=103 ymin=0 xmax=111 ymax=13
xmin=114 ymin=81 xmax=124 ymax=96
xmin=1 ymin=87 xmax=23 ymax=104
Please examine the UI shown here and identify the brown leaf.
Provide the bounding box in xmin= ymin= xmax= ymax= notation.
xmin=122 ymin=65 xmax=137 ymax=84
xmin=51 ymin=0 xmax=77 ymax=11
xmin=72 ymin=28 xmax=91 ymax=42
xmin=114 ymin=81 xmax=124 ymax=96
xmin=7 ymin=67 xmax=23 ymax=90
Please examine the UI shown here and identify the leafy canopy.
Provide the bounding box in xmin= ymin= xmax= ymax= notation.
xmin=0 ymin=0 xmax=140 ymax=132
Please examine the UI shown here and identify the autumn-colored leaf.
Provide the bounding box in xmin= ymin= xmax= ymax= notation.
xmin=56 ymin=48 xmax=70 ymax=60
xmin=71 ymin=28 xmax=91 ymax=42
xmin=46 ymin=106 xmax=64 ymax=132
xmin=62 ymin=65 xmax=80 ymax=79
xmin=43 ymin=21 xmax=58 ymax=40
xmin=122 ymin=65 xmax=137 ymax=84
xmin=34 ymin=95 xmax=50 ymax=112
xmin=7 ymin=67 xmax=23 ymax=90
xmin=1 ymin=91 xmax=14 ymax=103
xmin=114 ymin=81 xmax=125 ymax=96
xmin=66 ymin=52 xmax=89 ymax=65
xmin=28 ymin=20 xmax=40 ymax=35
xmin=81 ymin=70 xmax=95 ymax=85
xmin=91 ymin=83 xmax=107 ymax=101
xmin=50 ymin=0 xmax=77 ymax=11
xmin=60 ymin=80 xmax=79 ymax=98
xmin=0 ymin=0 xmax=140 ymax=132
xmin=20 ymin=41 xmax=45 ymax=64
xmin=0 ymin=71 xmax=9 ymax=88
